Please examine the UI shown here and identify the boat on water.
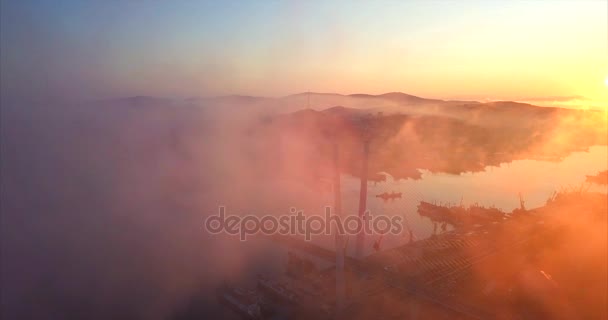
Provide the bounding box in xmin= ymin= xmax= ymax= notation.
xmin=376 ymin=191 xmax=402 ymax=201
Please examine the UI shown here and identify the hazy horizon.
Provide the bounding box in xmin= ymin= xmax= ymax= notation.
xmin=1 ymin=0 xmax=607 ymax=109
xmin=4 ymin=90 xmax=604 ymax=112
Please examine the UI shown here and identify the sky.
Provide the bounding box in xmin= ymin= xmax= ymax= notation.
xmin=1 ymin=0 xmax=607 ymax=106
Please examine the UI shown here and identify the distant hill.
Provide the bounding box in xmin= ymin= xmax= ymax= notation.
xmin=95 ymin=96 xmax=175 ymax=107
xmin=92 ymin=92 xmax=598 ymax=128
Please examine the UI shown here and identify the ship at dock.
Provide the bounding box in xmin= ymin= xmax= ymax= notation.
xmin=417 ymin=200 xmax=505 ymax=227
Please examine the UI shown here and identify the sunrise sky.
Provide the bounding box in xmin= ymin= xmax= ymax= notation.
xmin=1 ymin=0 xmax=606 ymax=108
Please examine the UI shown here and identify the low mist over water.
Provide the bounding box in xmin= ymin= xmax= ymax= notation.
xmin=1 ymin=1 xmax=607 ymax=319
xmin=1 ymin=95 xmax=606 ymax=319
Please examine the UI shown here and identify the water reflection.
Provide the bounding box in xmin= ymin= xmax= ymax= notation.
xmin=304 ymin=145 xmax=608 ymax=257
